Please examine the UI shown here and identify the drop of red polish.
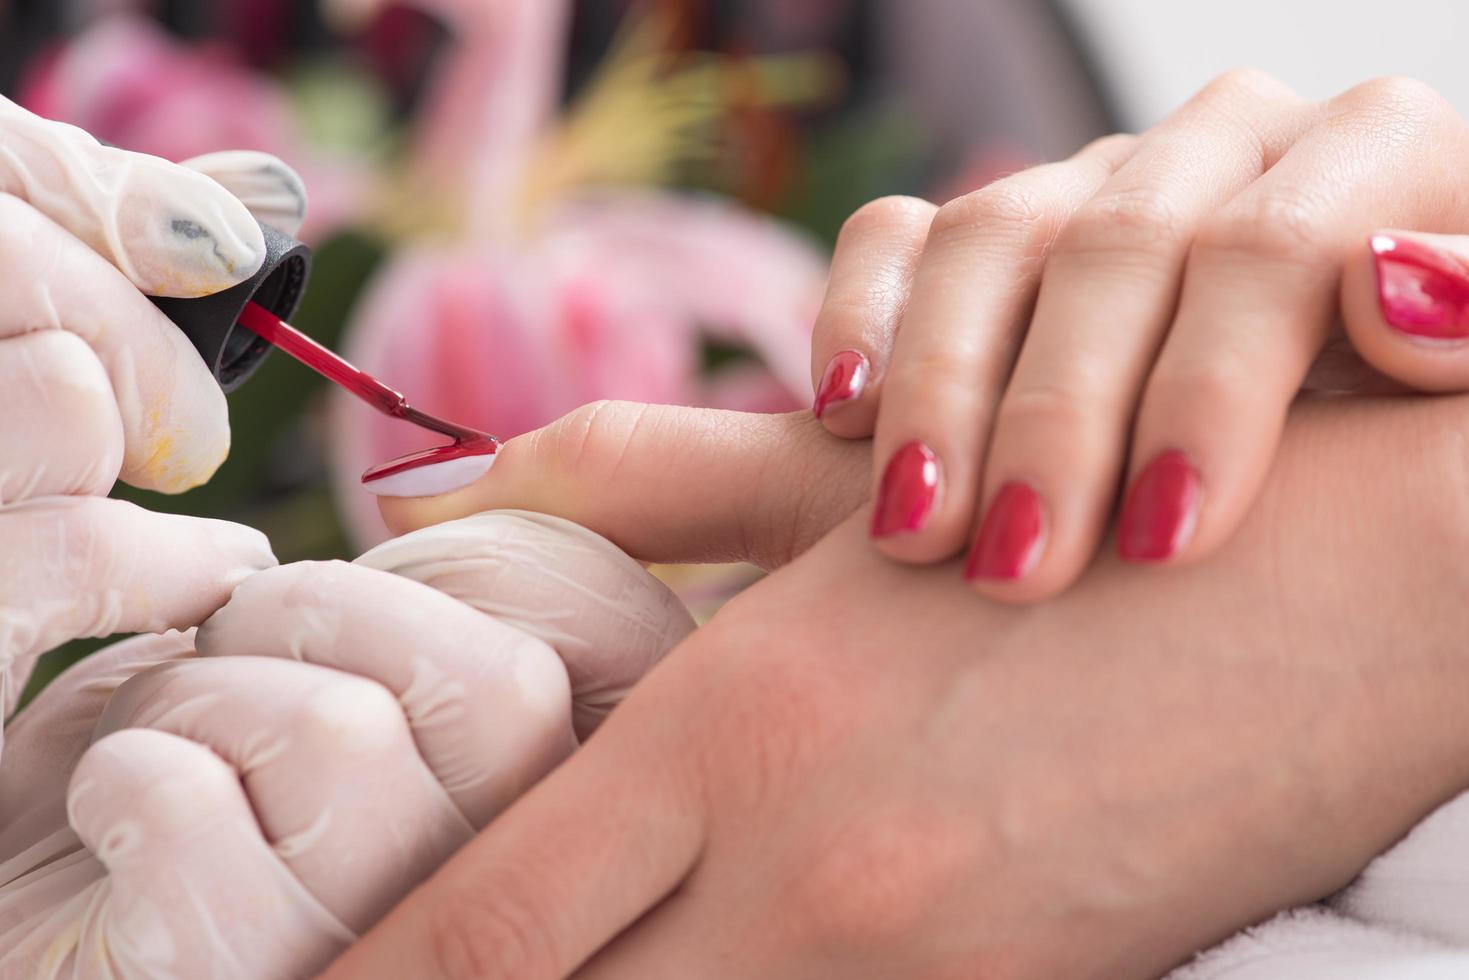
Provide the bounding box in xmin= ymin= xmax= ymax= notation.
xmin=238 ymin=302 xmax=499 ymax=486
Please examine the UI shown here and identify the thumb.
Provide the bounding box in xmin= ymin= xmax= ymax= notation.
xmin=1343 ymin=231 xmax=1469 ymax=391
xmin=0 ymin=96 xmax=267 ymax=296
xmin=375 ymin=403 xmax=869 ymax=569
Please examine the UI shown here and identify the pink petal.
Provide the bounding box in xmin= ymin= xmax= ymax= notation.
xmin=402 ymin=0 xmax=570 ymax=236
xmin=543 ymin=191 xmax=829 ymax=403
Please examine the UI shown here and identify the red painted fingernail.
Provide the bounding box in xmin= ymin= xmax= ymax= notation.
xmin=1118 ymin=450 xmax=1201 ymax=562
xmin=813 ymin=349 xmax=870 ymax=419
xmin=871 ymin=441 xmax=941 ymax=538
xmin=1371 ymin=233 xmax=1469 ymax=340
xmin=965 ymin=482 xmax=1047 ymax=581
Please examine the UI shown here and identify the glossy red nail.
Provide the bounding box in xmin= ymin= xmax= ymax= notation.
xmin=1371 ymin=233 xmax=1469 ymax=340
xmin=1118 ymin=450 xmax=1201 ymax=562
xmin=813 ymin=349 xmax=870 ymax=419
xmin=965 ymin=482 xmax=1046 ymax=581
xmin=871 ymin=441 xmax=940 ymax=537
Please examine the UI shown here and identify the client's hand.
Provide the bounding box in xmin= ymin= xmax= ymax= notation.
xmin=803 ymin=71 xmax=1469 ymax=601
xmin=0 ymin=512 xmax=693 ymax=979
xmin=342 ymin=396 xmax=1469 ymax=979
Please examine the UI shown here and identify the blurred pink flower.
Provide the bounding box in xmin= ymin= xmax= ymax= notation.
xmin=332 ymin=0 xmax=831 ymax=545
xmin=19 ymin=14 xmax=363 ymax=240
xmin=332 ymin=191 xmax=825 ymax=545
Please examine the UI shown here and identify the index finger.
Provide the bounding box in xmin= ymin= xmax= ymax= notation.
xmin=0 ymin=195 xmax=233 ymax=492
xmin=0 ymin=96 xmax=266 ymax=296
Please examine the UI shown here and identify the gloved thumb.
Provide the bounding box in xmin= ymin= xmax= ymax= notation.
xmin=376 ymin=403 xmax=870 ymax=569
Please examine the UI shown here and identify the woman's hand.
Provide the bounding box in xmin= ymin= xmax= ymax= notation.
xmin=806 ymin=71 xmax=1469 ymax=599
xmin=0 ymin=96 xmax=309 ymax=722
xmin=0 ymin=512 xmax=693 ymax=978
xmin=348 ymin=393 xmax=1469 ymax=979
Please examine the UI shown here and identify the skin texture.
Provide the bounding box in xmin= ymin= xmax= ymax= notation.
xmin=805 ymin=71 xmax=1469 ymax=602
xmin=0 ymin=512 xmax=694 ymax=978
xmin=352 ymin=394 xmax=1469 ymax=980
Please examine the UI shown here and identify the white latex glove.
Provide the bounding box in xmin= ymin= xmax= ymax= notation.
xmin=0 ymin=94 xmax=308 ymax=721
xmin=0 ymin=511 xmax=695 ymax=979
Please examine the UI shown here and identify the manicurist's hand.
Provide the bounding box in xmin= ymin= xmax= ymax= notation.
xmin=0 ymin=512 xmax=693 ymax=978
xmin=343 ymin=394 xmax=1469 ymax=979
xmin=0 ymin=95 xmax=310 ymax=723
xmin=804 ymin=71 xmax=1469 ymax=599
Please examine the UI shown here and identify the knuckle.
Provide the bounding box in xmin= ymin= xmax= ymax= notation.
xmin=289 ymin=674 xmax=405 ymax=758
xmin=837 ymin=195 xmax=935 ymax=244
xmin=1339 ymin=75 xmax=1449 ymax=118
xmin=529 ymin=399 xmax=641 ymax=482
xmin=1058 ymin=186 xmax=1190 ymax=257
xmin=931 ymin=181 xmax=1054 ymax=247
xmin=74 ymin=730 xmax=239 ymax=844
xmin=1075 ymin=131 xmax=1137 ymax=165
xmin=426 ymin=881 xmax=559 ymax=980
xmin=814 ymin=293 xmax=879 ymax=345
xmin=1146 ymin=357 xmax=1253 ymax=422
xmin=1331 ymin=76 xmax=1459 ymax=147
xmin=1195 ymin=191 xmax=1331 ymax=268
xmin=63 ymin=501 xmax=117 ymax=582
xmin=893 ymin=351 xmax=995 ymax=406
xmin=998 ymin=382 xmax=1109 ymax=442
xmin=1197 ymin=67 xmax=1292 ymax=104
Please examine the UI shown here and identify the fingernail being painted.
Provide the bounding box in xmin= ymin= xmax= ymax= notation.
xmin=361 ymin=448 xmax=498 ymax=498
xmin=233 ymin=302 xmax=502 ymax=498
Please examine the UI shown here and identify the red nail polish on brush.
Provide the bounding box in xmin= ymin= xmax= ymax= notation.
xmin=148 ymin=221 xmax=498 ymax=488
xmin=237 ymin=303 xmax=499 ymax=484
xmin=1118 ymin=450 xmax=1200 ymax=562
xmin=1371 ymin=233 xmax=1469 ymax=340
xmin=965 ymin=482 xmax=1046 ymax=581
xmin=871 ymin=441 xmax=941 ymax=537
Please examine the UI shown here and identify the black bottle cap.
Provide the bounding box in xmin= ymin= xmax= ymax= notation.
xmin=149 ymin=222 xmax=312 ymax=392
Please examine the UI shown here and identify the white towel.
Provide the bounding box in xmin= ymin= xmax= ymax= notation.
xmin=1172 ymin=790 xmax=1469 ymax=977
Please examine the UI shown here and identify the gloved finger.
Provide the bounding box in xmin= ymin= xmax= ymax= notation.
xmin=0 ymin=632 xmax=193 ymax=862
xmin=0 ymin=194 xmax=231 ymax=494
xmin=355 ymin=511 xmax=697 ymax=739
xmin=0 ymin=332 xmax=122 ymax=503
xmin=0 ymin=497 xmax=275 ymax=731
xmin=196 ymin=559 xmax=575 ymax=827
xmin=63 ymin=728 xmax=352 ymax=977
xmin=377 ymin=405 xmax=870 ymax=571
xmin=95 ymin=656 xmax=474 ymax=933
xmin=0 ymin=830 xmax=105 ymax=974
xmin=0 ymin=96 xmax=266 ymax=297
xmin=181 ymin=150 xmax=309 ymax=238
xmin=317 ymin=656 xmax=708 ymax=980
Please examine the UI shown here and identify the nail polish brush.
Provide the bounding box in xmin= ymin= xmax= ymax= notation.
xmin=148 ymin=221 xmax=498 ymax=491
